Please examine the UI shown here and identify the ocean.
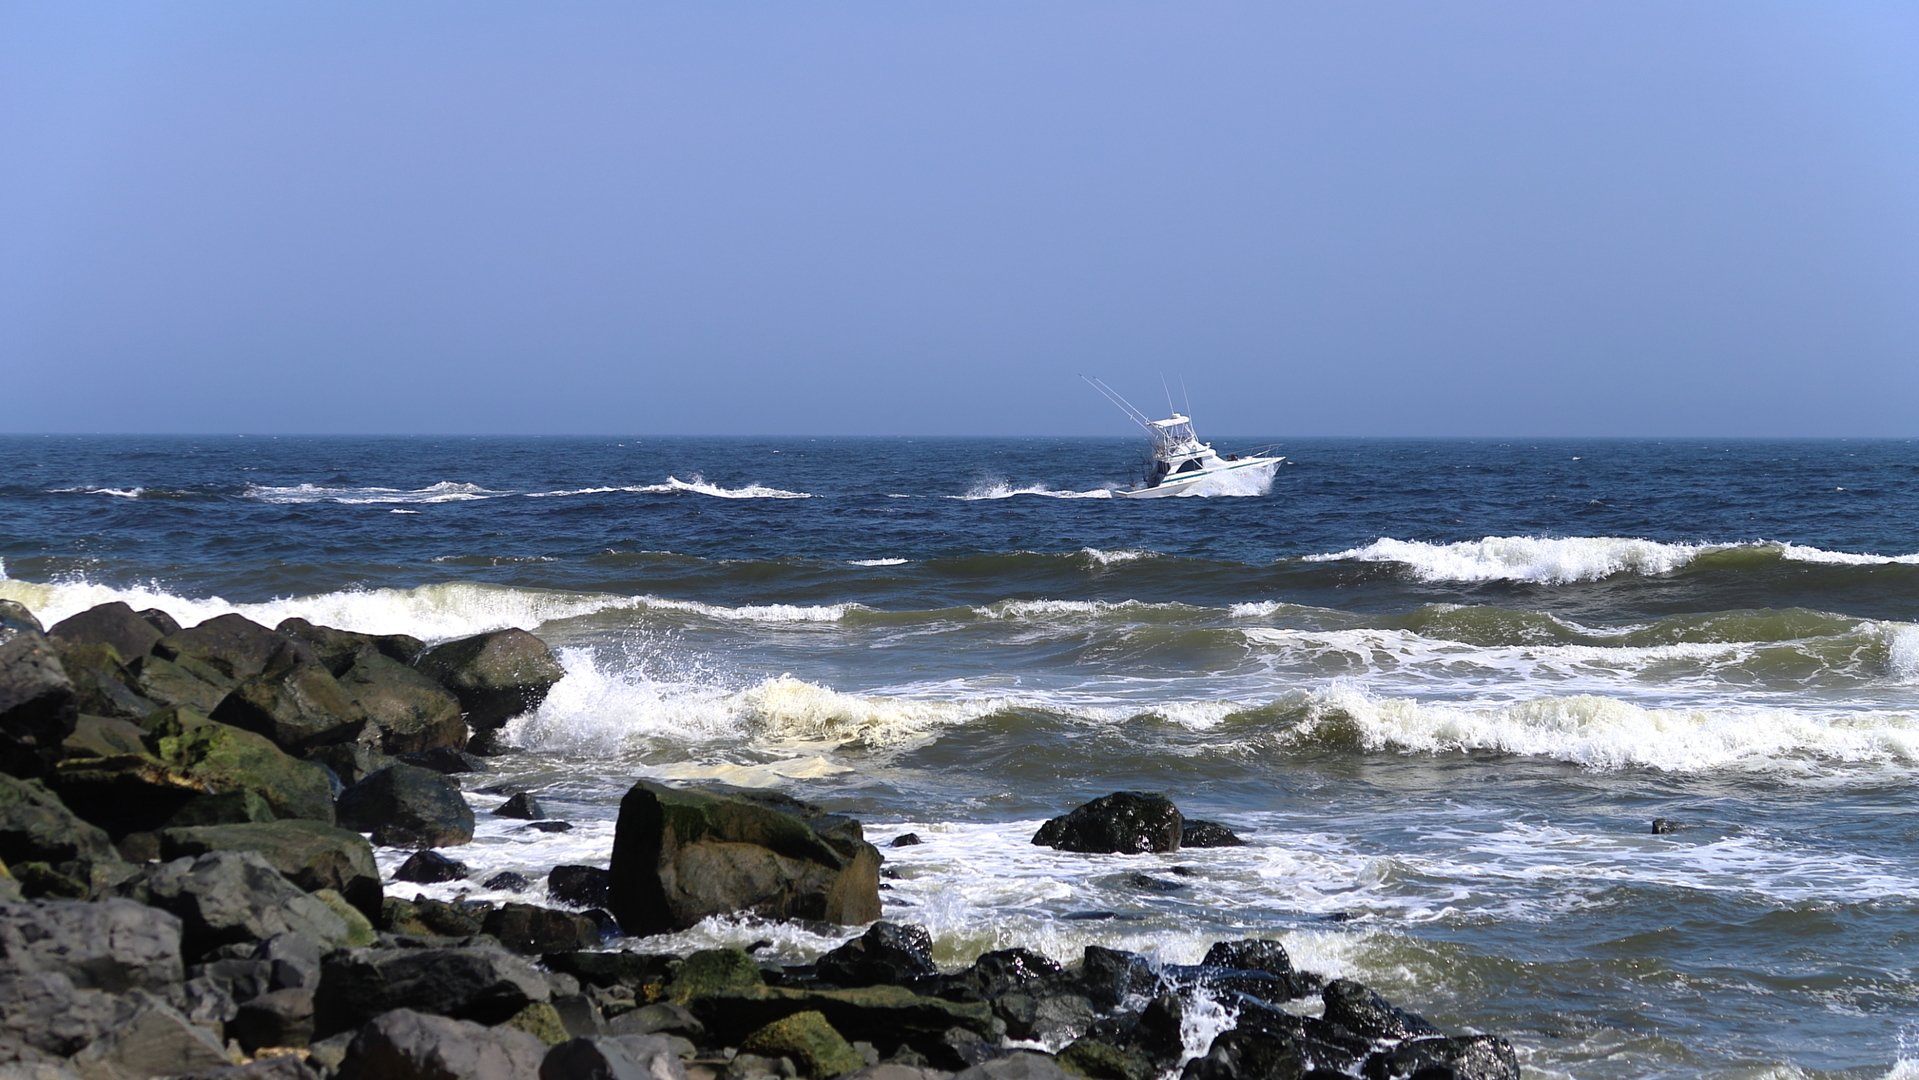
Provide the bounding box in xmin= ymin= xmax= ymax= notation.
xmin=2 ymin=434 xmax=1916 ymax=1078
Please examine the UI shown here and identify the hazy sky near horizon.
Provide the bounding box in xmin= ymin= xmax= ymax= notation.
xmin=4 ymin=4 xmax=1916 ymax=436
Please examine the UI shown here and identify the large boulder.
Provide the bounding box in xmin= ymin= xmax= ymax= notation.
xmin=1031 ymin=792 xmax=1182 ymax=855
xmin=0 ymin=774 xmax=126 ymax=899
xmin=212 ymin=650 xmax=368 ymax=753
xmin=686 ymin=983 xmax=998 ymax=1069
xmin=815 ymin=921 xmax=938 ymax=987
xmin=337 ymin=652 xmax=466 ymax=754
xmin=336 ymin=1008 xmax=548 ymax=1080
xmin=131 ymin=850 xmax=355 ymax=960
xmin=54 ymin=641 xmax=158 ymax=720
xmin=159 ymin=819 xmax=382 ymax=921
xmin=63 ymin=993 xmax=233 ymax=1078
xmin=414 ymin=629 xmax=565 ymax=735
xmin=480 ymin=902 xmax=607 ymax=956
xmin=0 ymin=898 xmax=188 ymax=1061
xmin=48 ymin=602 xmax=164 ymax=664
xmin=127 ymin=651 xmax=234 ymax=715
xmin=155 ymin=614 xmax=296 ymax=684
xmin=0 ymin=619 xmax=78 ymax=776
xmin=542 ymin=1035 xmax=689 ymax=1080
xmin=1361 ymin=1035 xmax=1520 ymax=1080
xmin=335 ymin=765 xmax=475 ymax=848
xmin=52 ymin=708 xmax=336 ymax=836
xmin=740 ymin=1010 xmax=865 ymax=1078
xmin=275 ymin=618 xmax=377 ymax=676
xmin=314 ymin=944 xmax=550 ymax=1036
xmin=608 ymin=780 xmax=880 ymax=936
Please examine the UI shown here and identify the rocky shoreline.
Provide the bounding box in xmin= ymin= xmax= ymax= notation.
xmin=2 ymin=599 xmax=1519 ymax=1079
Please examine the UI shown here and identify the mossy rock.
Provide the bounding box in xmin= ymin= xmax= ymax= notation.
xmin=314 ymin=887 xmax=378 ymax=947
xmin=160 ymin=818 xmax=382 ymax=920
xmin=501 ymin=1002 xmax=570 ymax=1047
xmin=149 ymin=708 xmax=336 ymax=823
xmin=1060 ymin=1038 xmax=1156 ymax=1080
xmin=668 ymin=947 xmax=764 ymax=1002
xmin=741 ymin=1010 xmax=864 ymax=1078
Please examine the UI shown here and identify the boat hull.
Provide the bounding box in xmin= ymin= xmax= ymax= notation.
xmin=1117 ymin=456 xmax=1283 ymax=498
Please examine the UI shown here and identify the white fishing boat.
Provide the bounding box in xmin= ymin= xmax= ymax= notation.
xmin=1083 ymin=376 xmax=1284 ymax=499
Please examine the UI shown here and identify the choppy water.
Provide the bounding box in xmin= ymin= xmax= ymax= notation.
xmin=3 ymin=434 xmax=1917 ymax=1078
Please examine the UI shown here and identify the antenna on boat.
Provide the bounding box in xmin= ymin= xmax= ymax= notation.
xmin=1180 ymin=376 xmax=1191 ymax=419
xmin=1161 ymin=374 xmax=1176 ymax=417
xmin=1080 ymin=375 xmax=1158 ymax=435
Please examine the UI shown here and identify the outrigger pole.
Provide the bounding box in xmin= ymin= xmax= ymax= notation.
xmin=1080 ymin=375 xmax=1161 ymax=435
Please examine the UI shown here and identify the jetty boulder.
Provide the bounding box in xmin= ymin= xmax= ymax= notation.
xmin=213 ymin=649 xmax=368 ymax=752
xmin=414 ymin=629 xmax=564 ymax=736
xmin=608 ymin=780 xmax=880 ymax=936
xmin=0 ymin=898 xmax=193 ymax=1062
xmin=335 ymin=764 xmax=476 ymax=848
xmin=314 ymin=944 xmax=550 ymax=1036
xmin=131 ymin=850 xmax=355 ymax=960
xmin=155 ymin=614 xmax=295 ymax=684
xmin=0 ymin=617 xmax=77 ymax=776
xmin=159 ymin=819 xmax=382 ymax=921
xmin=1032 ymin=792 xmax=1183 ymax=855
xmin=337 ymin=652 xmax=466 ymax=754
xmin=0 ymin=773 xmax=127 ymax=898
xmin=48 ymin=601 xmax=164 ymax=663
xmin=336 ymin=1008 xmax=548 ymax=1080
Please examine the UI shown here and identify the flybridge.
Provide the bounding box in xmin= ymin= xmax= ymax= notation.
xmin=1080 ymin=375 xmax=1284 ymax=499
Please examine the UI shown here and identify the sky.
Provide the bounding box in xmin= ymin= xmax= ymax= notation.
xmin=3 ymin=4 xmax=1916 ymax=436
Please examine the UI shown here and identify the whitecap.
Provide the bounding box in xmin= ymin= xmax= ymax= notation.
xmin=949 ymin=480 xmax=1114 ymax=500
xmin=1309 ymin=536 xmax=1709 ymax=583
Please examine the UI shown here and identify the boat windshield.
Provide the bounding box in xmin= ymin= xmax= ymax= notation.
xmin=1150 ymin=417 xmax=1198 ymax=450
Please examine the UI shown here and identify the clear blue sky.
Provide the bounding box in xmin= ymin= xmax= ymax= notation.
xmin=3 ymin=4 xmax=1915 ymax=436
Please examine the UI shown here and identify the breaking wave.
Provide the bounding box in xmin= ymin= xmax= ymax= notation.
xmin=1313 ymin=536 xmax=1919 ymax=584
xmin=244 ymin=481 xmax=502 ymax=505
xmin=951 ymin=480 xmax=1115 ymax=500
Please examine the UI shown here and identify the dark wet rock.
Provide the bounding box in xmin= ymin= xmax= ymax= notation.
xmin=542 ymin=1034 xmax=690 ymax=1080
xmin=396 ymin=849 xmax=469 ymax=884
xmin=414 ymin=629 xmax=566 ymax=735
xmin=55 ymin=641 xmax=159 ymax=721
xmin=1031 ymin=792 xmax=1181 ymax=855
xmin=1082 ymin=993 xmax=1185 ymax=1072
xmin=336 ymin=1007 xmax=548 ymax=1080
xmin=127 ymin=651 xmax=233 ymax=715
xmin=1361 ymin=1034 xmax=1520 ymax=1080
xmin=0 ymin=898 xmax=189 ymax=1061
xmin=339 ymin=652 xmax=468 ymax=754
xmin=542 ymin=950 xmax=679 ymax=990
xmin=1080 ymin=945 xmax=1156 ymax=1011
xmin=485 ymin=870 xmax=532 ymax=892
xmin=686 ymin=984 xmax=998 ymax=1070
xmin=1321 ymin=978 xmax=1438 ymax=1041
xmin=53 ymin=707 xmax=336 ymax=836
xmin=890 ymin=833 xmax=923 ymax=848
xmin=1120 ymin=871 xmax=1185 ymax=893
xmin=131 ymin=850 xmax=356 ymax=959
xmin=1182 ymin=1029 xmax=1318 ymax=1080
xmin=381 ymin=895 xmax=491 ymax=938
xmin=948 ymin=947 xmax=1061 ymax=1002
xmin=212 ymin=648 xmax=368 ymax=752
xmin=1652 ymin=818 xmax=1680 ymax=834
xmin=496 ymin=790 xmax=544 ymax=819
xmin=816 ymin=921 xmax=938 ymax=987
xmin=315 ymin=944 xmax=549 ymax=1037
xmin=156 ymin=613 xmax=297 ymax=683
xmin=0 ymin=600 xmax=43 ymax=635
xmin=277 ymin=618 xmax=378 ymax=675
xmin=742 ymin=1009 xmax=865 ymax=1077
xmin=164 ymin=788 xmax=279 ymax=828
xmin=1059 ymin=1037 xmax=1156 ymax=1080
xmin=305 ymin=740 xmax=398 ymax=789
xmin=954 ymin=1052 xmax=1071 ymax=1080
xmin=1204 ymin=939 xmax=1294 ymax=976
xmin=160 ymin=818 xmax=383 ymax=921
xmin=230 ymin=986 xmax=318 ymax=1051
xmin=548 ymin=864 xmax=611 ymax=909
xmin=64 ymin=993 xmax=233 ymax=1078
xmin=170 ymin=1058 xmax=324 ymax=1079
xmin=336 ymin=764 xmax=476 ymax=848
xmin=60 ymin=712 xmax=150 ymax=758
xmin=48 ymin=601 xmax=163 ymax=663
xmin=609 ymin=780 xmax=881 ymax=935
xmin=397 ymin=745 xmax=488 ymax=774
xmin=0 ymin=619 xmax=78 ymax=776
xmin=1180 ymin=819 xmax=1245 ymax=848
xmin=603 ymin=1001 xmax=703 ymax=1039
xmin=0 ymin=773 xmax=127 ymax=898
xmin=138 ymin=608 xmax=183 ymax=637
xmin=482 ymin=902 xmax=606 ymax=955
xmin=526 ymin=819 xmax=572 ymax=833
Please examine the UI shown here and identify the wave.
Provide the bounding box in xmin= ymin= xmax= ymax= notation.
xmin=633 ymin=475 xmax=811 ymax=499
xmin=950 ymin=480 xmax=1114 ymax=500
xmin=848 ymin=558 xmax=910 ymax=566
xmin=1312 ymin=536 xmax=1919 ymax=584
xmin=50 ymin=486 xmax=146 ymax=499
xmin=244 ymin=481 xmax=502 ymax=505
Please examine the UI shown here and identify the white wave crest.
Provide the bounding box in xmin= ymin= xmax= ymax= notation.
xmin=1311 ymin=536 xmax=1708 ymax=583
xmin=1777 ymin=543 xmax=1919 ymax=566
xmin=848 ymin=558 xmax=910 ymax=567
xmin=1078 ymin=547 xmax=1157 ymax=566
xmin=950 ymin=480 xmax=1114 ymax=500
xmin=637 ymin=475 xmax=811 ymax=499
xmin=52 ymin=486 xmax=144 ymax=499
xmin=1292 ymin=685 xmax=1919 ymax=771
xmin=245 ymin=481 xmax=501 ymax=505
xmin=641 ymin=597 xmax=858 ymax=623
xmin=973 ymin=598 xmax=1176 ymax=620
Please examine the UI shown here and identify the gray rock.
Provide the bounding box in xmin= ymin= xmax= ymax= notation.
xmin=480 ymin=901 xmax=604 ymax=955
xmin=1361 ymin=1035 xmax=1520 ymax=1080
xmin=0 ymin=600 xmax=44 ymax=636
xmin=212 ymin=651 xmax=368 ymax=753
xmin=127 ymin=652 xmax=233 ymax=715
xmin=1031 ymin=792 xmax=1182 ymax=855
xmin=0 ymin=622 xmax=77 ymax=776
xmin=48 ymin=602 xmax=163 ymax=663
xmin=163 ymin=1058 xmax=324 ymax=1079
xmin=952 ymin=1053 xmax=1067 ymax=1080
xmin=133 ymin=850 xmax=355 ymax=960
xmin=1322 ymin=978 xmax=1437 ymax=1041
xmin=0 ymin=774 xmax=126 ymax=899
xmin=314 ymin=944 xmax=549 ymax=1037
xmin=138 ymin=608 xmax=183 ymax=637
xmin=495 ymin=791 xmax=544 ymax=819
xmin=414 ymin=629 xmax=565 ymax=735
xmin=156 ymin=614 xmax=298 ymax=684
xmin=161 ymin=819 xmax=383 ymax=921
xmin=338 ymin=653 xmax=466 ymax=755
xmin=65 ymin=993 xmax=233 ymax=1078
xmin=229 ymin=986 xmax=317 ymax=1051
xmin=541 ymin=1034 xmax=690 ymax=1080
xmin=337 ymin=1008 xmax=548 ymax=1080
xmin=816 ymin=921 xmax=937 ymax=987
xmin=396 ymin=849 xmax=469 ymax=884
xmin=336 ymin=765 xmax=476 ymax=849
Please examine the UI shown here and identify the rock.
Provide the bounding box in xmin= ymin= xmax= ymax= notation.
xmin=337 ymin=652 xmax=467 ymax=754
xmin=481 ymin=902 xmax=605 ymax=955
xmin=127 ymin=652 xmax=233 ymax=715
xmin=542 ymin=1034 xmax=690 ymax=1080
xmin=414 ymin=629 xmax=565 ymax=735
xmin=609 ymin=780 xmax=880 ymax=935
xmin=1181 ymin=1029 xmax=1317 ymax=1080
xmin=229 ymin=986 xmax=317 ymax=1050
xmin=1651 ymin=818 xmax=1679 ymax=835
xmin=1320 ymin=979 xmax=1436 ymax=1041
xmin=168 ymin=1057 xmax=323 ymax=1079
xmin=396 ymin=849 xmax=469 ymax=884
xmin=889 ymin=833 xmax=923 ymax=848
xmin=138 ymin=608 xmax=183 ymax=636
xmin=336 ymin=1008 xmax=548 ymax=1080
xmin=1180 ymin=820 xmax=1245 ymax=848
xmin=1059 ymin=1037 xmax=1155 ymax=1080
xmin=1201 ymin=939 xmax=1293 ymax=976
xmin=541 ymin=950 xmax=678 ymax=991
xmin=64 ymin=993 xmax=233 ymax=1078
xmin=212 ymin=650 xmax=368 ymax=752
xmin=949 ymin=948 xmax=1061 ymax=1001
xmin=742 ymin=1010 xmax=865 ymax=1078
xmin=156 ymin=614 xmax=298 ymax=683
xmin=668 ymin=947 xmax=764 ymax=1001
xmin=603 ymin=1002 xmax=703 ymax=1039
xmin=1079 ymin=946 xmax=1156 ymax=1011
xmin=397 ymin=746 xmax=488 ymax=774
xmin=276 ymin=618 xmax=376 ymax=676
xmin=548 ymin=864 xmax=611 ymax=909
xmin=0 ymin=899 xmax=188 ymax=1061
xmin=52 ymin=708 xmax=336 ymax=836
xmin=0 ymin=773 xmax=126 ymax=898
xmin=133 ymin=850 xmax=356 ymax=960
xmin=48 ymin=602 xmax=163 ymax=663
xmin=953 ymin=1052 xmax=1071 ymax=1080
xmin=160 ymin=819 xmax=383 ymax=921
xmin=314 ymin=945 xmax=550 ymax=1037
xmin=381 ymin=895 xmax=492 ymax=938
xmin=686 ymin=985 xmax=998 ymax=1069
xmin=1361 ymin=1035 xmax=1519 ymax=1080
xmin=0 ymin=600 xmax=43 ymax=635
xmin=815 ymin=922 xmax=938 ymax=987
xmin=524 ymin=820 xmax=572 ymax=833
xmin=1031 ymin=793 xmax=1181 ymax=855
xmin=336 ymin=764 xmax=476 ymax=848
xmin=0 ymin=621 xmax=77 ymax=776
xmin=60 ymin=712 xmax=150 ymax=758
xmin=305 ymin=741 xmax=397 ymax=789
xmin=496 ymin=791 xmax=544 ymax=819
xmin=504 ymin=1001 xmax=572 ymax=1047
xmin=485 ymin=870 xmax=532 ymax=892
xmin=54 ymin=642 xmax=158 ymax=721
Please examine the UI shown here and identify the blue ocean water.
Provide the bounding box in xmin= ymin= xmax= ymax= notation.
xmin=4 ymin=434 xmax=1917 ymax=1078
